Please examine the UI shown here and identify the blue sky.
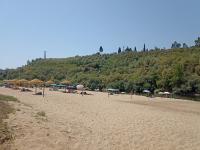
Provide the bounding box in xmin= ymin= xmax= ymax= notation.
xmin=0 ymin=0 xmax=200 ymax=69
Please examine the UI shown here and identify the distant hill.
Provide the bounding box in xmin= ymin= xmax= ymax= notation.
xmin=1 ymin=48 xmax=200 ymax=95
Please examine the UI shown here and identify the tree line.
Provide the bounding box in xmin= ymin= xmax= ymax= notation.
xmin=98 ymin=37 xmax=200 ymax=54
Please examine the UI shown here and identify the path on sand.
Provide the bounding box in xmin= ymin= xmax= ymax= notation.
xmin=1 ymin=88 xmax=200 ymax=150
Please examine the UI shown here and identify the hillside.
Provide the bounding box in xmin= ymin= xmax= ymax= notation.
xmin=1 ymin=48 xmax=200 ymax=95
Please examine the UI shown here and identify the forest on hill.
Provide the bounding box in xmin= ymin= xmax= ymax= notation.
xmin=0 ymin=40 xmax=200 ymax=96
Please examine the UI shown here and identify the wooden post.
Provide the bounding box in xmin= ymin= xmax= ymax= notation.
xmin=43 ymin=86 xmax=45 ymax=97
xmin=35 ymin=86 xmax=37 ymax=94
xmin=131 ymin=90 xmax=133 ymax=100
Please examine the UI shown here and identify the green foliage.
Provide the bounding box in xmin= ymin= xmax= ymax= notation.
xmin=143 ymin=44 xmax=146 ymax=52
xmin=1 ymin=47 xmax=200 ymax=96
xmin=118 ymin=47 xmax=122 ymax=54
xmin=171 ymin=41 xmax=181 ymax=49
xmin=0 ymin=100 xmax=14 ymax=145
xmin=183 ymin=43 xmax=188 ymax=48
xmin=99 ymin=46 xmax=103 ymax=53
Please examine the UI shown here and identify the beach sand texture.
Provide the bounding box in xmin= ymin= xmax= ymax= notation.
xmin=1 ymin=87 xmax=200 ymax=150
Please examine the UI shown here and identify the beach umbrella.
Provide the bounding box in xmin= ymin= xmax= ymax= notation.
xmin=61 ymin=80 xmax=71 ymax=92
xmin=76 ymin=84 xmax=84 ymax=95
xmin=7 ymin=79 xmax=19 ymax=88
xmin=61 ymin=80 xmax=71 ymax=85
xmin=143 ymin=90 xmax=150 ymax=93
xmin=164 ymin=92 xmax=170 ymax=95
xmin=30 ymin=79 xmax=44 ymax=86
xmin=9 ymin=79 xmax=18 ymax=84
xmin=46 ymin=80 xmax=54 ymax=85
xmin=46 ymin=80 xmax=54 ymax=87
xmin=4 ymin=80 xmax=13 ymax=85
xmin=18 ymin=79 xmax=29 ymax=87
xmin=3 ymin=80 xmax=17 ymax=87
xmin=3 ymin=80 xmax=13 ymax=88
xmin=164 ymin=92 xmax=171 ymax=98
xmin=3 ymin=80 xmax=9 ymax=84
xmin=29 ymin=79 xmax=44 ymax=94
xmin=10 ymin=79 xmax=19 ymax=86
xmin=76 ymin=84 xmax=84 ymax=91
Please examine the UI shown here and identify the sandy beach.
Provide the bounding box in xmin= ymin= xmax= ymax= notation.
xmin=1 ymin=87 xmax=200 ymax=150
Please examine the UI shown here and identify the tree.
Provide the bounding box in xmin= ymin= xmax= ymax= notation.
xmin=134 ymin=47 xmax=137 ymax=52
xmin=99 ymin=46 xmax=103 ymax=53
xmin=182 ymin=43 xmax=188 ymax=48
xmin=143 ymin=44 xmax=146 ymax=52
xmin=118 ymin=47 xmax=122 ymax=54
xmin=87 ymin=78 xmax=102 ymax=91
xmin=154 ymin=47 xmax=160 ymax=51
xmin=171 ymin=41 xmax=181 ymax=49
xmin=125 ymin=47 xmax=132 ymax=52
xmin=195 ymin=37 xmax=200 ymax=47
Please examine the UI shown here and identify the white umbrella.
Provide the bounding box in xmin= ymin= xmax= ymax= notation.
xmin=143 ymin=90 xmax=150 ymax=93
xmin=76 ymin=84 xmax=84 ymax=90
xmin=164 ymin=92 xmax=170 ymax=95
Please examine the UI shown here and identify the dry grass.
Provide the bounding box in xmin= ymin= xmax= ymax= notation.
xmin=0 ymin=94 xmax=18 ymax=102
xmin=0 ymin=94 xmax=17 ymax=149
xmin=37 ymin=111 xmax=46 ymax=117
xmin=0 ymin=101 xmax=15 ymax=149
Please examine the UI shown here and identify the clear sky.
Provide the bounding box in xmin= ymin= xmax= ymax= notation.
xmin=0 ymin=0 xmax=200 ymax=69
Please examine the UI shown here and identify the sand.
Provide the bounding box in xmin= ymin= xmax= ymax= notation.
xmin=0 ymin=87 xmax=200 ymax=150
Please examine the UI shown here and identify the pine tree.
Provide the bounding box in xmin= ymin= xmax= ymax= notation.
xmin=118 ymin=47 xmax=122 ymax=54
xmin=99 ymin=46 xmax=103 ymax=53
xmin=143 ymin=44 xmax=146 ymax=52
xmin=171 ymin=41 xmax=181 ymax=49
xmin=134 ymin=47 xmax=137 ymax=52
xmin=183 ymin=43 xmax=188 ymax=48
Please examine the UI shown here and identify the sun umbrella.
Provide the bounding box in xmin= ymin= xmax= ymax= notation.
xmin=76 ymin=84 xmax=84 ymax=91
xmin=9 ymin=79 xmax=19 ymax=86
xmin=18 ymin=79 xmax=29 ymax=87
xmin=3 ymin=80 xmax=9 ymax=84
xmin=61 ymin=80 xmax=71 ymax=85
xmin=46 ymin=80 xmax=54 ymax=85
xmin=61 ymin=80 xmax=71 ymax=93
xmin=164 ymin=92 xmax=170 ymax=95
xmin=29 ymin=79 xmax=44 ymax=94
xmin=10 ymin=79 xmax=18 ymax=84
xmin=143 ymin=90 xmax=151 ymax=93
xmin=8 ymin=79 xmax=19 ymax=88
xmin=30 ymin=79 xmax=44 ymax=86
